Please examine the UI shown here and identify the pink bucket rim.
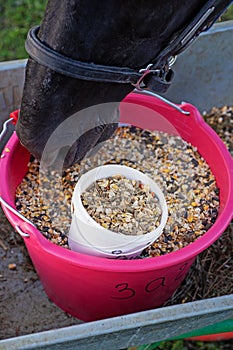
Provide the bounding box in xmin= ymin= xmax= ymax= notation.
xmin=1 ymin=98 xmax=233 ymax=273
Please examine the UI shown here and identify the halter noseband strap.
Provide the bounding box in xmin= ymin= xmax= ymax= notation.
xmin=25 ymin=0 xmax=231 ymax=94
xmin=26 ymin=26 xmax=173 ymax=93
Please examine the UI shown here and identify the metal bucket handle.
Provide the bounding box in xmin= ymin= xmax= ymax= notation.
xmin=0 ymin=111 xmax=35 ymax=238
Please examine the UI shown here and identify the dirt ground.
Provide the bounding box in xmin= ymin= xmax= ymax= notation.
xmin=0 ymin=207 xmax=82 ymax=340
xmin=0 ymin=106 xmax=232 ymax=341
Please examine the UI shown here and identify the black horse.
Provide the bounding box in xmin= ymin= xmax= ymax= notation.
xmin=16 ymin=0 xmax=232 ymax=168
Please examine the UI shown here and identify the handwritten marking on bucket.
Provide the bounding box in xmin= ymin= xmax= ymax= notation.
xmin=111 ymin=262 xmax=189 ymax=300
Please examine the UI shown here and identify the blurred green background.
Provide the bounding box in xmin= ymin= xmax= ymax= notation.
xmin=0 ymin=1 xmax=232 ymax=349
xmin=0 ymin=0 xmax=233 ymax=62
xmin=0 ymin=0 xmax=47 ymax=61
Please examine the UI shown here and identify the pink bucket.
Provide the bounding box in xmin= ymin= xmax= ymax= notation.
xmin=1 ymin=92 xmax=233 ymax=321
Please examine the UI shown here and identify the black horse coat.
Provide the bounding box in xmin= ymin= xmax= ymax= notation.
xmin=16 ymin=0 xmax=232 ymax=169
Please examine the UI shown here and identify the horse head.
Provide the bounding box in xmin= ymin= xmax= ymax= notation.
xmin=16 ymin=0 xmax=231 ymax=169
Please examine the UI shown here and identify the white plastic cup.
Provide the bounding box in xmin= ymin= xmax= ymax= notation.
xmin=68 ymin=165 xmax=168 ymax=258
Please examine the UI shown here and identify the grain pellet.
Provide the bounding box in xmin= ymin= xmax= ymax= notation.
xmin=15 ymin=126 xmax=220 ymax=257
xmin=81 ymin=175 xmax=162 ymax=235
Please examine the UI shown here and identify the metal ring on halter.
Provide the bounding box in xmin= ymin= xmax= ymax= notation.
xmin=167 ymin=55 xmax=177 ymax=67
xmin=133 ymin=89 xmax=190 ymax=115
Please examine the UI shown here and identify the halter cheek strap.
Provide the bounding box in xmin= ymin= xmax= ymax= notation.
xmin=25 ymin=0 xmax=232 ymax=94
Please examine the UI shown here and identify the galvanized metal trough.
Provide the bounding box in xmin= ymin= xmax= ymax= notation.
xmin=0 ymin=21 xmax=233 ymax=349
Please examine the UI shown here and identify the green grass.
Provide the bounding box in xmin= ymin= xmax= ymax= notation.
xmin=0 ymin=1 xmax=233 ymax=62
xmin=0 ymin=0 xmax=47 ymax=61
xmin=151 ymin=339 xmax=233 ymax=350
xmin=221 ymin=3 xmax=233 ymax=21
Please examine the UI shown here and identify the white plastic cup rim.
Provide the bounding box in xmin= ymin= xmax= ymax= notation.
xmin=68 ymin=164 xmax=168 ymax=258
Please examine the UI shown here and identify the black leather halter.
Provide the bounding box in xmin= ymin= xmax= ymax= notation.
xmin=26 ymin=26 xmax=174 ymax=93
xmin=25 ymin=0 xmax=232 ymax=94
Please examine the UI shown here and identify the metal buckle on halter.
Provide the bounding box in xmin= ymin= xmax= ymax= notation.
xmin=132 ymin=56 xmax=177 ymax=91
xmin=132 ymin=64 xmax=160 ymax=90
